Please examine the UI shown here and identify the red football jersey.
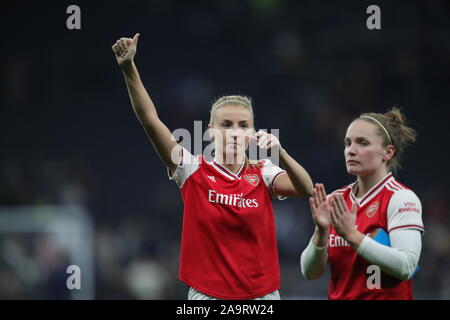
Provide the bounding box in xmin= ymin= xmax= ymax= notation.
xmin=168 ymin=147 xmax=286 ymax=299
xmin=327 ymin=173 xmax=424 ymax=300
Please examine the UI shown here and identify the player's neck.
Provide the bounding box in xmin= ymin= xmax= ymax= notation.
xmin=214 ymin=153 xmax=245 ymax=175
xmin=355 ymin=169 xmax=389 ymax=198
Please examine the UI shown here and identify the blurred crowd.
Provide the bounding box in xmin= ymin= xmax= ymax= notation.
xmin=1 ymin=0 xmax=449 ymax=299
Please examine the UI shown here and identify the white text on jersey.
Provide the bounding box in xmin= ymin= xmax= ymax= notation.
xmin=329 ymin=234 xmax=351 ymax=248
xmin=208 ymin=190 xmax=259 ymax=208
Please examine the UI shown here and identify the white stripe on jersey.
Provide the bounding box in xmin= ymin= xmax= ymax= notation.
xmin=212 ymin=160 xmax=245 ymax=180
xmin=209 ymin=162 xmax=236 ymax=180
xmin=385 ymin=182 xmax=400 ymax=193
xmin=386 ymin=180 xmax=407 ymax=193
xmin=390 ymin=180 xmax=406 ymax=190
xmin=330 ymin=184 xmax=353 ymax=200
xmin=334 ymin=184 xmax=354 ymax=193
xmin=352 ymin=173 xmax=393 ymax=207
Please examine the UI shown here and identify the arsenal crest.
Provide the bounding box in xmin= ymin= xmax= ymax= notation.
xmin=244 ymin=174 xmax=259 ymax=186
xmin=366 ymin=201 xmax=379 ymax=218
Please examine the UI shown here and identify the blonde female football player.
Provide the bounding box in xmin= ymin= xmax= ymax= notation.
xmin=300 ymin=108 xmax=424 ymax=299
xmin=112 ymin=34 xmax=313 ymax=300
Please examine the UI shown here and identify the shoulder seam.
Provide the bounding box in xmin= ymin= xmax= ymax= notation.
xmin=333 ymin=185 xmax=352 ymax=193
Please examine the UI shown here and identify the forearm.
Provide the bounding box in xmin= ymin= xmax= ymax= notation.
xmin=355 ymin=230 xmax=422 ymax=281
xmin=279 ymin=148 xmax=313 ymax=197
xmin=121 ymin=61 xmax=158 ymax=123
xmin=312 ymin=226 xmax=329 ymax=248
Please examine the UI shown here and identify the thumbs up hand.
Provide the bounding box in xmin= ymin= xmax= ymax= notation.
xmin=112 ymin=33 xmax=140 ymax=68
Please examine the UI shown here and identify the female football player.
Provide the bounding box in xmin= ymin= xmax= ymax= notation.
xmin=112 ymin=34 xmax=313 ymax=300
xmin=300 ymin=108 xmax=424 ymax=299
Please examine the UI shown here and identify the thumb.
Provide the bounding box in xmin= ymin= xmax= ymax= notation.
xmin=133 ymin=33 xmax=140 ymax=44
xmin=246 ymin=130 xmax=258 ymax=142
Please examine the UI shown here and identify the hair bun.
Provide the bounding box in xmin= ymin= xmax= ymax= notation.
xmin=385 ymin=106 xmax=404 ymax=125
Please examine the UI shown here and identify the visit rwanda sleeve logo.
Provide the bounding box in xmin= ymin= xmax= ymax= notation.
xmin=244 ymin=174 xmax=259 ymax=186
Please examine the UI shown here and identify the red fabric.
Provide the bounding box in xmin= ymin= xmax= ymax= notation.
xmin=327 ymin=175 xmax=417 ymax=300
xmin=178 ymin=157 xmax=280 ymax=299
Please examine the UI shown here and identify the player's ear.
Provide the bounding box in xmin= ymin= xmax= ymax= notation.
xmin=383 ymin=145 xmax=396 ymax=162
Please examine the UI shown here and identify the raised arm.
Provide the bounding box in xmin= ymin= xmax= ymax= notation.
xmin=112 ymin=34 xmax=180 ymax=173
xmin=300 ymin=184 xmax=331 ymax=280
xmin=253 ymin=130 xmax=313 ymax=198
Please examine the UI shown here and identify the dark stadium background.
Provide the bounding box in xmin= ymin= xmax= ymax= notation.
xmin=1 ymin=1 xmax=449 ymax=299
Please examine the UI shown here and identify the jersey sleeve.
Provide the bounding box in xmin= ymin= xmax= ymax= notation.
xmin=167 ymin=147 xmax=200 ymax=188
xmin=260 ymin=159 xmax=287 ymax=200
xmin=387 ymin=189 xmax=424 ymax=233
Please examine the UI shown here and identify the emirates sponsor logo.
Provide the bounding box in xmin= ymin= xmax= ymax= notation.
xmin=329 ymin=234 xmax=351 ymax=248
xmin=208 ymin=190 xmax=259 ymax=208
xmin=329 ymin=226 xmax=360 ymax=248
xmin=366 ymin=201 xmax=379 ymax=218
xmin=244 ymin=174 xmax=259 ymax=186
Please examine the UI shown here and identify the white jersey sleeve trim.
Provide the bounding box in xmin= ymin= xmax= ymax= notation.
xmin=387 ymin=189 xmax=424 ymax=233
xmin=167 ymin=147 xmax=200 ymax=188
xmin=260 ymin=159 xmax=286 ymax=200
